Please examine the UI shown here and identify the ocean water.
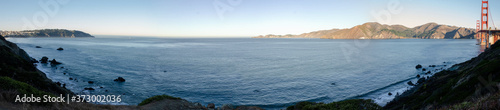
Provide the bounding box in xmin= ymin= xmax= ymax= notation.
xmin=7 ymin=37 xmax=480 ymax=109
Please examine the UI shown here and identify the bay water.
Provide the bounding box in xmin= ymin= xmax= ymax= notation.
xmin=7 ymin=37 xmax=480 ymax=109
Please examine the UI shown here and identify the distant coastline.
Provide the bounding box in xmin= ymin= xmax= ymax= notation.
xmin=253 ymin=22 xmax=476 ymax=39
xmin=0 ymin=29 xmax=94 ymax=38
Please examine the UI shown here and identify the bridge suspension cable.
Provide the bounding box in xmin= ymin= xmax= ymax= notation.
xmin=490 ymin=7 xmax=496 ymax=29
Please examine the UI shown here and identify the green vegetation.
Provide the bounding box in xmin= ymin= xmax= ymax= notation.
xmin=380 ymin=29 xmax=437 ymax=38
xmin=415 ymin=30 xmax=436 ymax=38
xmin=286 ymin=99 xmax=381 ymax=110
xmin=381 ymin=29 xmax=416 ymax=37
xmin=138 ymin=95 xmax=182 ymax=106
xmin=0 ymin=77 xmax=53 ymax=97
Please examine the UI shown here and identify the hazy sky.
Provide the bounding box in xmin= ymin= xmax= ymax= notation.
xmin=0 ymin=0 xmax=498 ymax=37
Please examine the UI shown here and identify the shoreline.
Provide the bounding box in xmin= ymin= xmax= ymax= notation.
xmin=371 ymin=62 xmax=454 ymax=106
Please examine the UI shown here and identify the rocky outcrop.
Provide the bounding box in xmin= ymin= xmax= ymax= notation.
xmin=40 ymin=56 xmax=49 ymax=63
xmin=253 ymin=22 xmax=476 ymax=39
xmin=114 ymin=77 xmax=126 ymax=82
xmin=415 ymin=64 xmax=422 ymax=69
xmin=49 ymin=59 xmax=62 ymax=65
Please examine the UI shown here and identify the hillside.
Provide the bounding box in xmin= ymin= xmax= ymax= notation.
xmin=253 ymin=22 xmax=476 ymax=39
xmin=0 ymin=35 xmax=73 ymax=96
xmin=0 ymin=29 xmax=94 ymax=38
xmin=384 ymin=42 xmax=500 ymax=109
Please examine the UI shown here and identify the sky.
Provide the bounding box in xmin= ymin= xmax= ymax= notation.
xmin=0 ymin=0 xmax=499 ymax=37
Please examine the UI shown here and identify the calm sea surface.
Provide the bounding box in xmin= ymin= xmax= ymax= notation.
xmin=7 ymin=37 xmax=480 ymax=109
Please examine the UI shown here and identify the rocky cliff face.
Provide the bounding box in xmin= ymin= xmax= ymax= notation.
xmin=0 ymin=35 xmax=31 ymax=61
xmin=254 ymin=22 xmax=476 ymax=39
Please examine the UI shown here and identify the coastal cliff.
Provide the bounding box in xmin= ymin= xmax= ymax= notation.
xmin=0 ymin=35 xmax=73 ymax=96
xmin=254 ymin=22 xmax=476 ymax=39
xmin=0 ymin=29 xmax=94 ymax=38
xmin=384 ymin=42 xmax=500 ymax=109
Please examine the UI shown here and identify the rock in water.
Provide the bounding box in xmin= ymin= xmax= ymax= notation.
xmin=114 ymin=77 xmax=126 ymax=82
xmin=407 ymin=81 xmax=415 ymax=86
xmin=84 ymin=87 xmax=95 ymax=90
xmin=415 ymin=64 xmax=423 ymax=69
xmin=57 ymin=47 xmax=64 ymax=50
xmin=35 ymin=46 xmax=42 ymax=48
xmin=49 ymin=59 xmax=62 ymax=65
xmin=88 ymin=81 xmax=94 ymax=84
xmin=40 ymin=56 xmax=49 ymax=63
xmin=388 ymin=92 xmax=392 ymax=96
xmin=416 ymin=74 xmax=421 ymax=78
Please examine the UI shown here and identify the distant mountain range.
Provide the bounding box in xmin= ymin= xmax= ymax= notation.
xmin=253 ymin=22 xmax=476 ymax=39
xmin=0 ymin=29 xmax=94 ymax=38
